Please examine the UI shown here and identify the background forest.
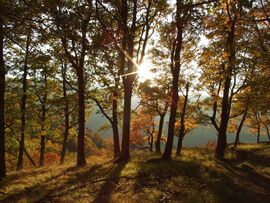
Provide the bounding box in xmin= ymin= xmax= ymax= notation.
xmin=0 ymin=0 xmax=270 ymax=202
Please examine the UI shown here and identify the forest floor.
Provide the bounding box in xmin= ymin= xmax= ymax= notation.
xmin=0 ymin=144 xmax=270 ymax=203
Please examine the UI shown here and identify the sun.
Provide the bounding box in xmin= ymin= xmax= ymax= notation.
xmin=137 ymin=60 xmax=154 ymax=82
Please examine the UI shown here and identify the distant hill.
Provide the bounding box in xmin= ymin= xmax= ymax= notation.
xmin=86 ymin=96 xmax=268 ymax=147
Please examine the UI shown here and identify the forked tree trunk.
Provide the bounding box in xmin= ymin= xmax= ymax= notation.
xmin=117 ymin=0 xmax=135 ymax=163
xmin=163 ymin=0 xmax=183 ymax=160
xmin=0 ymin=13 xmax=6 ymax=179
xmin=216 ymin=75 xmax=230 ymax=160
xmin=234 ymin=106 xmax=248 ymax=148
xmin=215 ymin=3 xmax=237 ymax=160
xmin=176 ymin=83 xmax=189 ymax=156
xmin=17 ymin=34 xmax=30 ymax=170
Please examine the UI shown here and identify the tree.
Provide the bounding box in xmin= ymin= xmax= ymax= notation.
xmin=90 ymin=34 xmax=122 ymax=159
xmin=176 ymin=82 xmax=190 ymax=156
xmin=137 ymin=79 xmax=170 ymax=154
xmin=0 ymin=3 xmax=6 ymax=179
xmin=95 ymin=0 xmax=165 ymax=162
xmin=130 ymin=108 xmax=155 ymax=152
xmin=198 ymin=0 xmax=251 ymax=159
xmin=46 ymin=0 xmax=94 ymax=166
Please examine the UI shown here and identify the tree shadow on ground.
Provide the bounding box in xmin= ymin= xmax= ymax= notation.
xmin=37 ymin=161 xmax=114 ymax=202
xmin=0 ymin=162 xmax=110 ymax=203
xmin=92 ymin=163 xmax=126 ymax=203
xmin=133 ymin=155 xmax=270 ymax=203
xmin=232 ymin=148 xmax=270 ymax=168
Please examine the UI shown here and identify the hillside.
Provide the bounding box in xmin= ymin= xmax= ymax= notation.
xmin=1 ymin=144 xmax=270 ymax=203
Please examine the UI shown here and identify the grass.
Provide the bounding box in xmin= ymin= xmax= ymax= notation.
xmin=1 ymin=144 xmax=270 ymax=203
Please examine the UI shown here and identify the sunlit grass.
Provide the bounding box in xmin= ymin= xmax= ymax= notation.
xmin=1 ymin=145 xmax=269 ymax=203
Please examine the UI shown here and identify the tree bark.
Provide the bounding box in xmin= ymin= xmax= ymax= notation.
xmin=117 ymin=0 xmax=136 ymax=163
xmin=176 ymin=83 xmax=189 ymax=156
xmin=215 ymin=3 xmax=237 ymax=160
xmin=17 ymin=34 xmax=30 ymax=170
xmin=216 ymin=75 xmax=230 ymax=160
xmin=265 ymin=126 xmax=270 ymax=141
xmin=163 ymin=0 xmax=183 ymax=160
xmin=0 ymin=11 xmax=6 ymax=179
xmin=39 ymin=67 xmax=48 ymax=167
xmin=112 ymin=89 xmax=120 ymax=159
xmin=60 ymin=63 xmax=69 ymax=164
xmin=39 ymin=99 xmax=47 ymax=167
xmin=234 ymin=106 xmax=248 ymax=147
xmin=155 ymin=114 xmax=165 ymax=154
xmin=118 ymin=78 xmax=132 ymax=162
xmin=76 ymin=67 xmax=86 ymax=167
xmin=257 ymin=124 xmax=260 ymax=144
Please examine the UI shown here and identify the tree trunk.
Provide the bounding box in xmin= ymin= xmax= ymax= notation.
xmin=76 ymin=67 xmax=86 ymax=167
xmin=39 ymin=102 xmax=46 ymax=167
xmin=39 ymin=68 xmax=48 ymax=167
xmin=0 ymin=12 xmax=6 ymax=179
xmin=117 ymin=0 xmax=136 ymax=163
xmin=60 ymin=64 xmax=69 ymax=164
xmin=17 ymin=34 xmax=30 ymax=170
xmin=149 ymin=134 xmax=153 ymax=152
xmin=118 ymin=79 xmax=132 ymax=162
xmin=163 ymin=0 xmax=183 ymax=160
xmin=24 ymin=147 xmax=36 ymax=167
xmin=155 ymin=114 xmax=165 ymax=154
xmin=176 ymin=135 xmax=184 ymax=156
xmin=39 ymin=135 xmax=45 ymax=166
xmin=112 ymin=89 xmax=120 ymax=159
xmin=216 ymin=75 xmax=230 ymax=160
xmin=257 ymin=124 xmax=260 ymax=144
xmin=176 ymin=83 xmax=189 ymax=156
xmin=215 ymin=5 xmax=237 ymax=160
xmin=234 ymin=106 xmax=248 ymax=148
xmin=266 ymin=126 xmax=270 ymax=141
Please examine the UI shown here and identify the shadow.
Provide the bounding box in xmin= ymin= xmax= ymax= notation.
xmin=234 ymin=149 xmax=270 ymax=168
xmin=37 ymin=162 xmax=113 ymax=202
xmin=0 ymin=162 xmax=110 ymax=203
xmin=92 ymin=163 xmax=126 ymax=203
xmin=132 ymin=155 xmax=270 ymax=203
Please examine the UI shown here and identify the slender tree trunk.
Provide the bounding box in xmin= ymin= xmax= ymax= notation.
xmin=39 ymin=135 xmax=45 ymax=166
xmin=39 ymin=68 xmax=48 ymax=167
xmin=112 ymin=89 xmax=120 ymax=159
xmin=163 ymin=0 xmax=183 ymax=160
xmin=234 ymin=106 xmax=248 ymax=147
xmin=176 ymin=135 xmax=184 ymax=156
xmin=76 ymin=67 xmax=86 ymax=167
xmin=155 ymin=114 xmax=165 ymax=154
xmin=24 ymin=147 xmax=36 ymax=167
xmin=39 ymin=103 xmax=46 ymax=167
xmin=265 ymin=126 xmax=270 ymax=141
xmin=257 ymin=124 xmax=260 ymax=144
xmin=176 ymin=83 xmax=189 ymax=156
xmin=215 ymin=5 xmax=237 ymax=160
xmin=17 ymin=34 xmax=30 ymax=170
xmin=60 ymin=64 xmax=69 ymax=164
xmin=0 ymin=12 xmax=6 ymax=179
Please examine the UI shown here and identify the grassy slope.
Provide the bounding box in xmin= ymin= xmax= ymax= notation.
xmin=0 ymin=144 xmax=270 ymax=203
